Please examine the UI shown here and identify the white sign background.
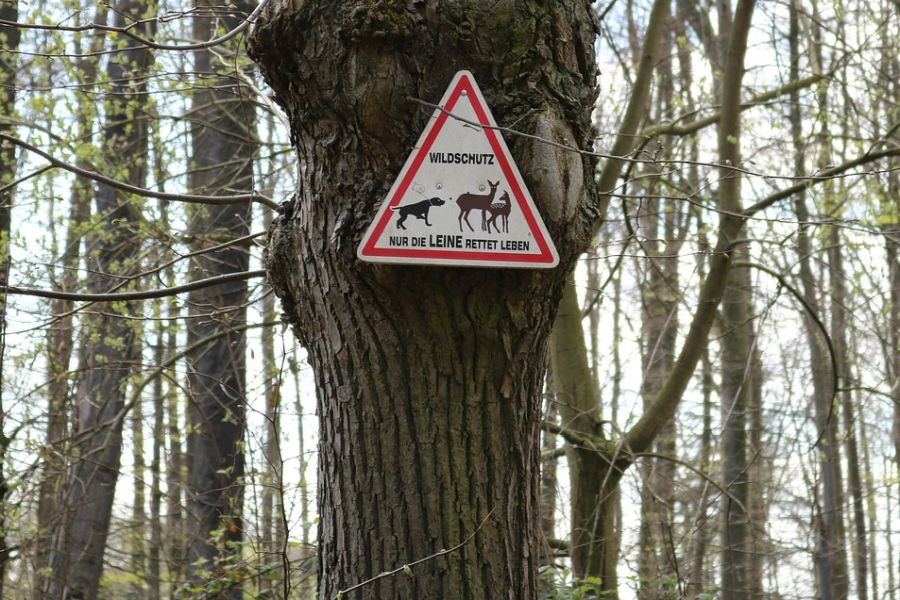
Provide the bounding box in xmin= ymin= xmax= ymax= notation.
xmin=357 ymin=70 xmax=559 ymax=268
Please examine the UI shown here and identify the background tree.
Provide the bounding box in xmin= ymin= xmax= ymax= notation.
xmin=45 ymin=1 xmax=156 ymax=596
xmin=183 ymin=2 xmax=257 ymax=592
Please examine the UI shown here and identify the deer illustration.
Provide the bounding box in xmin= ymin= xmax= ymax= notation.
xmin=486 ymin=190 xmax=511 ymax=234
xmin=456 ymin=180 xmax=500 ymax=232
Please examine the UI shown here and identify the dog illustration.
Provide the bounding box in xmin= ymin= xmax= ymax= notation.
xmin=391 ymin=197 xmax=446 ymax=230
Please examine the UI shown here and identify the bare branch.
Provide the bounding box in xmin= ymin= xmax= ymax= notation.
xmin=0 ymin=0 xmax=272 ymax=52
xmin=2 ymin=270 xmax=267 ymax=302
xmin=334 ymin=509 xmax=495 ymax=599
xmin=0 ymin=133 xmax=278 ymax=209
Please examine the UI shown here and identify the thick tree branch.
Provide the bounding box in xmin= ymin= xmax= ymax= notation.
xmin=2 ymin=269 xmax=266 ymax=301
xmin=541 ymin=419 xmax=610 ymax=455
xmin=638 ymin=73 xmax=824 ymax=140
xmin=0 ymin=133 xmax=277 ymax=209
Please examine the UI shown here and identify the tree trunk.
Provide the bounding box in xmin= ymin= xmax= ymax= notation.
xmin=715 ymin=2 xmax=757 ymax=599
xmin=808 ymin=6 xmax=850 ymax=595
xmin=46 ymin=1 xmax=155 ymax=596
xmin=34 ymin=5 xmax=107 ymax=584
xmin=183 ymin=2 xmax=256 ymax=591
xmin=165 ymin=288 xmax=184 ymax=579
xmin=35 ymin=162 xmax=92 ymax=590
xmin=829 ymin=226 xmax=868 ymax=600
xmin=260 ymin=206 xmax=284 ymax=592
xmin=0 ymin=1 xmax=20 ymax=594
xmin=149 ymin=314 xmax=164 ymax=600
xmin=132 ymin=356 xmax=148 ymax=594
xmin=539 ymin=384 xmax=558 ymax=560
xmin=719 ymin=258 xmax=754 ymax=600
xmin=637 ymin=23 xmax=681 ymax=595
xmin=883 ymin=6 xmax=900 ymax=581
xmin=551 ymin=283 xmax=618 ymax=591
xmin=249 ymin=2 xmax=599 ymax=596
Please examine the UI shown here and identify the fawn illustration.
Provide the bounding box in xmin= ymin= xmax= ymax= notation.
xmin=455 ymin=180 xmax=499 ymax=232
xmin=486 ymin=190 xmax=511 ymax=234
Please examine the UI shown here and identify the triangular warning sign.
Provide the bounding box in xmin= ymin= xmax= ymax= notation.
xmin=357 ymin=70 xmax=559 ymax=268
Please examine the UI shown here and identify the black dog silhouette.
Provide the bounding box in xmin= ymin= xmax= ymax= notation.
xmin=391 ymin=197 xmax=446 ymax=230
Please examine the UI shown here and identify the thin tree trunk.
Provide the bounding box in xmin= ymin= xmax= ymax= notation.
xmin=147 ymin=119 xmax=172 ymax=600
xmin=586 ymin=253 xmax=602 ymax=402
xmin=46 ymin=1 xmax=156 ymax=596
xmin=856 ymin=379 xmax=879 ymax=600
xmin=34 ymin=5 xmax=106 ymax=582
xmin=887 ymin=456 xmax=898 ymax=600
xmin=260 ymin=206 xmax=283 ymax=593
xmin=149 ymin=314 xmax=164 ymax=600
xmin=290 ymin=347 xmax=314 ymax=597
xmin=540 ymin=381 xmax=558 ymax=558
xmin=184 ymin=2 xmax=256 ymax=591
xmin=610 ymin=223 xmax=624 ymax=555
xmin=35 ymin=165 xmax=92 ymax=591
xmin=747 ymin=342 xmax=766 ymax=599
xmin=882 ymin=4 xmax=900 ymax=583
xmin=719 ymin=255 xmax=755 ymax=600
xmin=809 ymin=5 xmax=850 ymax=596
xmin=132 ymin=348 xmax=148 ymax=594
xmin=0 ymin=1 xmax=20 ymax=594
xmin=716 ymin=3 xmax=757 ymax=599
xmin=687 ymin=343 xmax=714 ymax=597
xmin=165 ymin=287 xmax=184 ymax=580
xmin=829 ymin=225 xmax=868 ymax=600
xmin=637 ymin=22 xmax=681 ymax=596
xmin=678 ymin=9 xmax=714 ymax=589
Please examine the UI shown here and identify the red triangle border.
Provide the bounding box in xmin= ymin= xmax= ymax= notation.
xmin=358 ymin=71 xmax=558 ymax=267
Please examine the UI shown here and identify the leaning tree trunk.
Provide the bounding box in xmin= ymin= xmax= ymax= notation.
xmin=248 ymin=2 xmax=599 ymax=597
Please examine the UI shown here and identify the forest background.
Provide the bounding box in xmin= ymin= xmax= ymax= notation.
xmin=0 ymin=0 xmax=899 ymax=599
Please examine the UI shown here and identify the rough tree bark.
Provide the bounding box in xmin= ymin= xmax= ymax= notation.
xmin=248 ymin=2 xmax=599 ymax=597
xmin=184 ymin=0 xmax=256 ymax=591
xmin=45 ymin=1 xmax=155 ymax=596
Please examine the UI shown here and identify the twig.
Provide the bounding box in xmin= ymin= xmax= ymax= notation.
xmin=334 ymin=509 xmax=495 ymax=599
xmin=0 ymin=0 xmax=271 ymax=52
